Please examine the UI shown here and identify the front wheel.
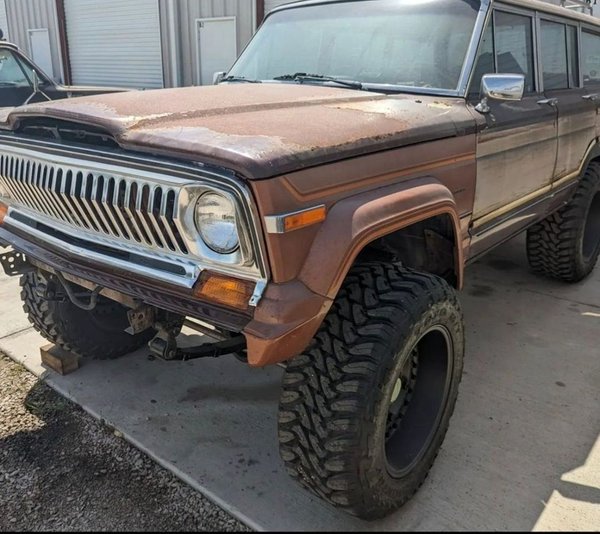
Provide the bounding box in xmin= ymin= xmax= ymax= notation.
xmin=278 ymin=263 xmax=464 ymax=520
xmin=21 ymin=270 xmax=155 ymax=359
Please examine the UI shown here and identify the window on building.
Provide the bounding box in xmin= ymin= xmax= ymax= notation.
xmin=582 ymin=30 xmax=600 ymax=86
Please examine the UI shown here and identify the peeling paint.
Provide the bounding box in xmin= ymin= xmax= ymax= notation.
xmin=0 ymin=84 xmax=476 ymax=180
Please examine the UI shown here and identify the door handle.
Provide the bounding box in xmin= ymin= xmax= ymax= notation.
xmin=537 ymin=98 xmax=558 ymax=107
xmin=582 ymin=93 xmax=600 ymax=101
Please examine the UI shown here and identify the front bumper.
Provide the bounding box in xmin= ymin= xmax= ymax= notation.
xmin=0 ymin=223 xmax=330 ymax=367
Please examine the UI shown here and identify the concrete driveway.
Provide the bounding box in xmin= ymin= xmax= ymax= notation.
xmin=1 ymin=234 xmax=599 ymax=531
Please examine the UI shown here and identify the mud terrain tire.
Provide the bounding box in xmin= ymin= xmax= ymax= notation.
xmin=21 ymin=270 xmax=154 ymax=359
xmin=278 ymin=263 xmax=464 ymax=520
xmin=527 ymin=163 xmax=600 ymax=282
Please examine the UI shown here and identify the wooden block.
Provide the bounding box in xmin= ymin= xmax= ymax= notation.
xmin=40 ymin=343 xmax=80 ymax=375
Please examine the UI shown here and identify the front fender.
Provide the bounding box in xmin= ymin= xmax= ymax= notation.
xmin=298 ymin=176 xmax=464 ymax=298
xmin=243 ymin=177 xmax=464 ymax=367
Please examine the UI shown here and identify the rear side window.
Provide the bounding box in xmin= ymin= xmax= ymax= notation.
xmin=540 ymin=20 xmax=579 ymax=90
xmin=582 ymin=30 xmax=600 ymax=86
xmin=541 ymin=20 xmax=569 ymax=90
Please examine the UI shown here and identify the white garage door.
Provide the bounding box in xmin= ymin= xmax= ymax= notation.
xmin=64 ymin=0 xmax=163 ymax=88
xmin=265 ymin=0 xmax=295 ymax=14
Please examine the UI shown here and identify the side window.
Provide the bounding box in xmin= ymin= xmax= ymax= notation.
xmin=541 ymin=21 xmax=569 ymax=90
xmin=470 ymin=11 xmax=536 ymax=97
xmin=469 ymin=23 xmax=494 ymax=97
xmin=582 ymin=30 xmax=600 ymax=86
xmin=0 ymin=50 xmax=33 ymax=87
xmin=494 ymin=11 xmax=535 ymax=93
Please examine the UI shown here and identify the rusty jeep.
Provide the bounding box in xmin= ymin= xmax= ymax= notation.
xmin=0 ymin=0 xmax=599 ymax=520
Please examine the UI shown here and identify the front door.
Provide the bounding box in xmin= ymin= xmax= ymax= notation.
xmin=469 ymin=8 xmax=558 ymax=252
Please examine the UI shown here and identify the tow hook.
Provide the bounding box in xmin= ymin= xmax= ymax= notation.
xmin=148 ymin=324 xmax=246 ymax=362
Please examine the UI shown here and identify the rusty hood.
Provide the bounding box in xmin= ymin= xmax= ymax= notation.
xmin=0 ymin=84 xmax=475 ymax=179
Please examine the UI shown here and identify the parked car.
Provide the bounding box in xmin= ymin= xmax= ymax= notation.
xmin=0 ymin=0 xmax=599 ymax=520
xmin=0 ymin=34 xmax=126 ymax=108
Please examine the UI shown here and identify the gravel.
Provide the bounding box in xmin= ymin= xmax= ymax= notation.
xmin=0 ymin=353 xmax=248 ymax=532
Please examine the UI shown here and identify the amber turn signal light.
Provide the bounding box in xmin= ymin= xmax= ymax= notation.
xmin=193 ymin=271 xmax=255 ymax=310
xmin=283 ymin=205 xmax=326 ymax=232
xmin=0 ymin=201 xmax=8 ymax=225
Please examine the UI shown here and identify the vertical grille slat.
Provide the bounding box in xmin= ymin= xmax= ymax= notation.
xmin=0 ymin=153 xmax=188 ymax=256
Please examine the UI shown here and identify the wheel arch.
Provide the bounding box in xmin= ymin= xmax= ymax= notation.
xmin=298 ymin=176 xmax=465 ymax=299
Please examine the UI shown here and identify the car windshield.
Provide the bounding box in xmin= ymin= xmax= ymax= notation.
xmin=228 ymin=0 xmax=481 ymax=92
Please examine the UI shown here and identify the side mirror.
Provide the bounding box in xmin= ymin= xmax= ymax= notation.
xmin=213 ymin=71 xmax=226 ymax=85
xmin=475 ymin=73 xmax=525 ymax=114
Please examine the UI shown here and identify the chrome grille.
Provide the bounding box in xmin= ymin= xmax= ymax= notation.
xmin=0 ymin=153 xmax=189 ymax=255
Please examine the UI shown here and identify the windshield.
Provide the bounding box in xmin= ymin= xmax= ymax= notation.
xmin=228 ymin=0 xmax=481 ymax=92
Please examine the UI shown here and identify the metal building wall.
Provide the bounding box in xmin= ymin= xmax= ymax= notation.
xmin=3 ymin=0 xmax=63 ymax=81
xmin=160 ymin=0 xmax=256 ymax=88
xmin=0 ymin=0 xmax=8 ymax=40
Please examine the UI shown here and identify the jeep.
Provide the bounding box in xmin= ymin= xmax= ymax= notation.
xmin=0 ymin=0 xmax=599 ymax=520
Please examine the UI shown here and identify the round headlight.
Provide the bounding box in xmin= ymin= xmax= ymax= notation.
xmin=194 ymin=192 xmax=240 ymax=254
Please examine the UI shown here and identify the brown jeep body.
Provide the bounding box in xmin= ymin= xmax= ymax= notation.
xmin=0 ymin=68 xmax=593 ymax=366
xmin=1 ymin=0 xmax=599 ymax=521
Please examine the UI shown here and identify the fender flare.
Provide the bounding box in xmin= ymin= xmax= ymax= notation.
xmin=298 ymin=176 xmax=464 ymax=298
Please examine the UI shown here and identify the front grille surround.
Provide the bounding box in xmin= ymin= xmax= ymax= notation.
xmin=0 ymin=138 xmax=268 ymax=298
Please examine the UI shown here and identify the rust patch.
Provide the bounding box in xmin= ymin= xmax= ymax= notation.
xmin=0 ymin=84 xmax=476 ymax=180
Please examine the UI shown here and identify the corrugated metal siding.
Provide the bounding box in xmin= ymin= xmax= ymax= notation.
xmin=65 ymin=0 xmax=163 ymax=88
xmin=160 ymin=0 xmax=256 ymax=87
xmin=4 ymin=0 xmax=63 ymax=81
xmin=0 ymin=0 xmax=8 ymax=40
xmin=265 ymin=0 xmax=295 ymax=14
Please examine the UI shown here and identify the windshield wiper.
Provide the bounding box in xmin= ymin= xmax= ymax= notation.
xmin=220 ymin=75 xmax=262 ymax=84
xmin=273 ymin=73 xmax=364 ymax=90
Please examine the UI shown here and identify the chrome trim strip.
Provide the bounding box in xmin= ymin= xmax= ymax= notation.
xmin=458 ymin=0 xmax=493 ymax=96
xmin=3 ymin=207 xmax=201 ymax=288
xmin=264 ymin=205 xmax=326 ymax=234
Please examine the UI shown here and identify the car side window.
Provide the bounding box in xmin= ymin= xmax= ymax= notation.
xmin=0 ymin=49 xmax=33 ymax=88
xmin=469 ymin=10 xmax=535 ymax=98
xmin=540 ymin=21 xmax=579 ymax=90
xmin=582 ymin=30 xmax=600 ymax=86
xmin=541 ymin=21 xmax=569 ymax=90
xmin=494 ymin=11 xmax=535 ymax=93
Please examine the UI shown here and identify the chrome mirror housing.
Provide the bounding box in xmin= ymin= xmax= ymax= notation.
xmin=475 ymin=73 xmax=525 ymax=113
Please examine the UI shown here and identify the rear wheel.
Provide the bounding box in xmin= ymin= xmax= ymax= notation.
xmin=278 ymin=263 xmax=464 ymax=519
xmin=21 ymin=269 xmax=155 ymax=360
xmin=527 ymin=163 xmax=600 ymax=282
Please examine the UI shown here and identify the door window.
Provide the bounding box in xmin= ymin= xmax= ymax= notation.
xmin=0 ymin=49 xmax=34 ymax=88
xmin=494 ymin=11 xmax=535 ymax=93
xmin=470 ymin=10 xmax=535 ymax=96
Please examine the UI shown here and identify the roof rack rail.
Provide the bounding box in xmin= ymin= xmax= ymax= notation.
xmin=558 ymin=0 xmax=594 ymax=15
